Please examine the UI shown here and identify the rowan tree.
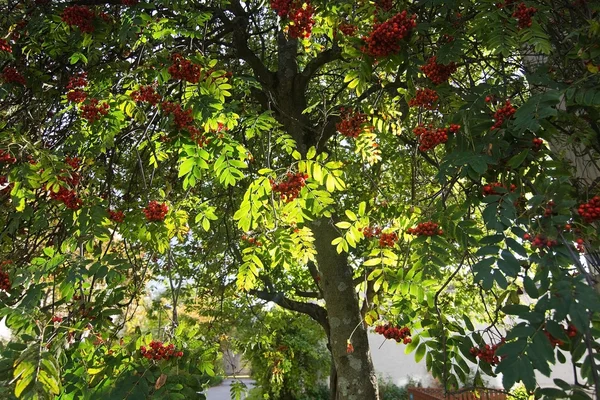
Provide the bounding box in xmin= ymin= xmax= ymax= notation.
xmin=0 ymin=1 xmax=599 ymax=400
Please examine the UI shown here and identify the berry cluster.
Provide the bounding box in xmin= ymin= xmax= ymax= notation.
xmin=2 ymin=67 xmax=26 ymax=85
xmin=420 ymin=56 xmax=457 ymax=85
xmin=67 ymin=73 xmax=88 ymax=90
xmin=412 ymin=124 xmax=460 ymax=152
xmin=270 ymin=1 xmax=315 ymax=39
xmin=108 ymin=209 xmax=125 ymax=223
xmin=51 ymin=316 xmax=63 ymax=323
xmin=168 ymin=54 xmax=201 ymax=83
xmin=379 ymin=232 xmax=398 ymax=247
xmin=482 ymin=182 xmax=516 ymax=196
xmin=270 ymin=0 xmax=293 ymax=17
xmin=131 ymin=85 xmax=161 ymax=105
xmin=336 ymin=108 xmax=369 ymax=138
xmin=241 ymin=235 xmax=263 ymax=247
xmin=161 ymin=101 xmax=194 ymax=130
xmin=523 ymin=233 xmax=557 ymax=249
xmin=362 ymin=11 xmax=417 ymax=58
xmin=81 ymin=99 xmax=109 ymax=123
xmin=469 ymin=339 xmax=504 ymax=365
xmin=374 ymin=324 xmax=412 ymax=344
xmin=140 ymin=341 xmax=183 ymax=361
xmin=575 ymin=238 xmax=585 ymax=253
xmin=0 ymin=149 xmax=17 ymax=164
xmin=406 ymin=221 xmax=442 ymax=236
xmin=65 ymin=156 xmax=81 ymax=170
xmin=288 ymin=2 xmax=315 ymax=39
xmin=122 ymin=0 xmax=139 ymax=5
xmin=50 ymin=187 xmax=83 ymax=210
xmin=532 ymin=137 xmax=543 ymax=151
xmin=0 ymin=39 xmax=12 ymax=53
xmin=577 ymin=196 xmax=600 ymax=223
xmin=361 ymin=226 xmax=382 ymax=238
xmin=143 ymin=201 xmax=168 ymax=222
xmin=408 ymin=88 xmax=439 ymax=109
xmin=339 ymin=23 xmax=358 ymax=36
xmin=512 ymin=2 xmax=537 ymax=29
xmin=491 ymin=100 xmax=516 ymax=130
xmin=67 ymin=89 xmax=87 ymax=103
xmin=0 ymin=261 xmax=11 ymax=292
xmin=543 ymin=330 xmax=563 ymax=347
xmin=542 ymin=324 xmax=576 ymax=348
xmin=543 ymin=200 xmax=555 ymax=217
xmin=61 ymin=6 xmax=96 ymax=33
xmin=270 ymin=172 xmax=308 ymax=202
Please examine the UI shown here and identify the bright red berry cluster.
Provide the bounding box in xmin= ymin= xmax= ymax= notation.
xmin=61 ymin=6 xmax=96 ymax=33
xmin=51 ymin=316 xmax=63 ymax=323
xmin=374 ymin=324 xmax=412 ymax=344
xmin=491 ymin=100 xmax=516 ymax=130
xmin=339 ymin=23 xmax=358 ymax=36
xmin=532 ymin=137 xmax=543 ymax=151
xmin=67 ymin=89 xmax=87 ymax=103
xmin=406 ymin=221 xmax=442 ymax=236
xmin=140 ymin=341 xmax=183 ymax=361
xmin=143 ymin=201 xmax=168 ymax=222
xmin=270 ymin=0 xmax=293 ymax=17
xmin=81 ymin=99 xmax=109 ymax=123
xmin=0 ymin=39 xmax=12 ymax=53
xmin=512 ymin=2 xmax=537 ymax=29
xmin=577 ymin=196 xmax=600 ymax=223
xmin=67 ymin=73 xmax=88 ymax=90
xmin=362 ymin=11 xmax=417 ymax=58
xmin=2 ymin=67 xmax=26 ymax=85
xmin=108 ymin=209 xmax=125 ymax=223
xmin=270 ymin=172 xmax=308 ymax=202
xmin=0 ymin=261 xmax=11 ymax=292
xmin=523 ymin=233 xmax=557 ymax=249
xmin=0 ymin=149 xmax=17 ymax=164
xmin=420 ymin=56 xmax=457 ymax=85
xmin=270 ymin=1 xmax=315 ymax=39
xmin=168 ymin=54 xmax=201 ymax=83
xmin=336 ymin=108 xmax=369 ymax=138
xmin=131 ymin=85 xmax=161 ymax=105
xmin=50 ymin=187 xmax=83 ymax=210
xmin=161 ymin=101 xmax=194 ymax=130
xmin=470 ymin=339 xmax=504 ymax=365
xmin=361 ymin=226 xmax=382 ymax=238
xmin=287 ymin=2 xmax=315 ymax=39
xmin=408 ymin=88 xmax=439 ymax=109
xmin=575 ymin=238 xmax=585 ymax=253
xmin=412 ymin=124 xmax=460 ymax=152
xmin=482 ymin=182 xmax=516 ymax=196
xmin=379 ymin=232 xmax=398 ymax=247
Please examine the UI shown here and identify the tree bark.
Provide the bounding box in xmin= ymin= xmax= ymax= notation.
xmin=311 ymin=218 xmax=379 ymax=400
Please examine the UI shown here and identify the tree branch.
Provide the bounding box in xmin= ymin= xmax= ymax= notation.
xmin=250 ymin=289 xmax=329 ymax=336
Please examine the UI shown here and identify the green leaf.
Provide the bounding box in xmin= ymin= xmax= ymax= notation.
xmin=415 ymin=343 xmax=426 ymax=363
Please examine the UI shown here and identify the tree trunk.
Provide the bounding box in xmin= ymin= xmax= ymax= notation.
xmin=311 ymin=218 xmax=379 ymax=400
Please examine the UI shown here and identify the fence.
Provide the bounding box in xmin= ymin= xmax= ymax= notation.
xmin=407 ymin=387 xmax=507 ymax=400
